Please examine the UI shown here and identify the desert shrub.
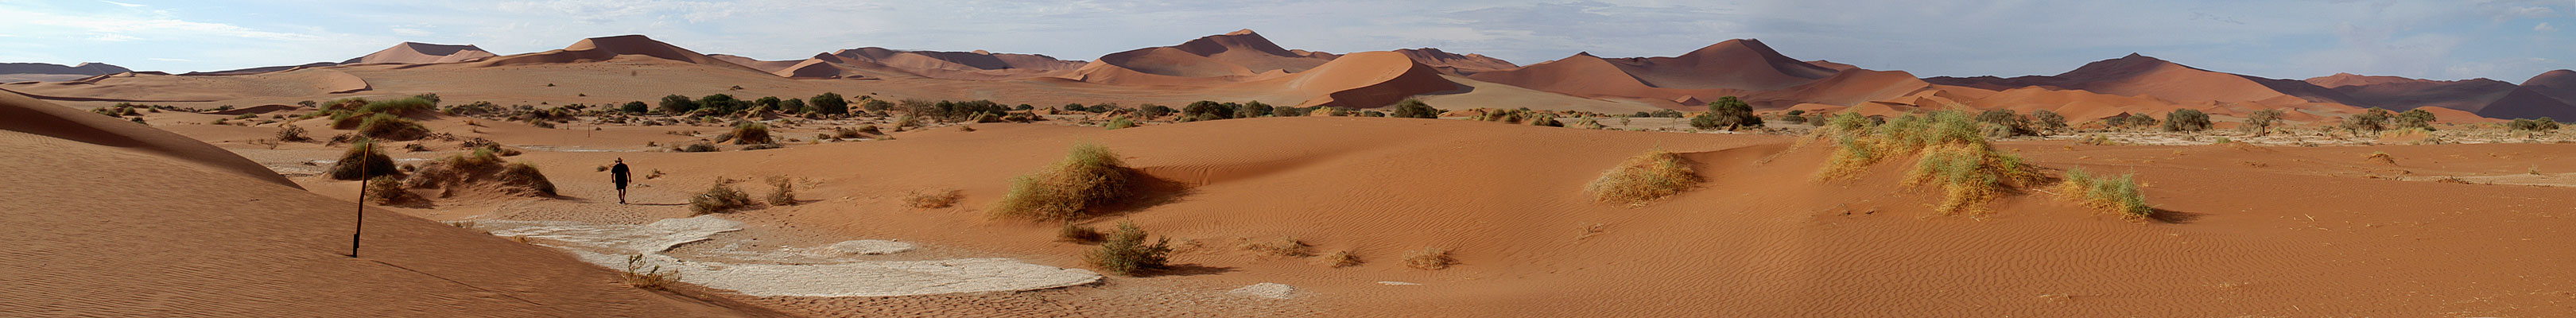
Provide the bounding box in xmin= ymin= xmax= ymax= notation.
xmin=621 ymin=254 xmax=680 ymax=290
xmin=1272 ymin=106 xmax=1305 ymax=117
xmin=1573 ymin=116 xmax=1607 ymax=129
xmin=742 ymin=143 xmax=782 ymax=150
xmin=1810 ymin=110 xmax=2037 ymax=215
xmin=699 ymin=94 xmax=747 ymax=114
xmin=731 ymin=122 xmax=773 ymax=145
xmin=859 ymin=99 xmax=893 ymax=112
xmin=674 ymin=142 xmax=719 ymax=153
xmin=779 ymin=99 xmax=808 ymax=114
xmin=688 ymin=180 xmax=755 ymax=215
xmin=2343 ymin=108 xmax=2392 ymax=132
xmin=753 ymin=96 xmax=782 ymax=111
xmin=1084 ymin=222 xmax=1174 ymax=276
xmin=763 ymin=176 xmax=796 ymax=206
xmin=1585 ymin=149 xmax=1701 ymax=206
xmin=832 ymin=126 xmax=863 ymax=139
xmin=1137 ymin=104 xmax=1174 ymax=118
xmin=1318 ymin=250 xmax=1361 ymax=268
xmin=2054 ymin=168 xmax=2153 ymax=219
xmin=358 ymin=97 xmax=436 ymax=115
xmin=2031 ymin=110 xmax=2068 ymax=134
xmin=2163 ymin=109 xmax=2211 ymax=132
xmin=2396 ymin=108 xmax=2437 ymax=130
xmin=1057 ymin=222 xmax=1104 ymax=243
xmin=1240 ymin=236 xmax=1313 ymax=258
xmin=356 ymin=113 xmax=431 ymax=141
xmin=1780 ymin=114 xmax=1809 ymax=124
xmin=493 ymin=163 xmax=557 ymax=196
xmin=1528 ymin=114 xmax=1563 ymax=126
xmin=1976 ymin=109 xmax=2031 ymax=136
xmin=992 ymin=143 xmax=1135 ymax=221
xmin=276 ymin=124 xmax=312 ymax=142
xmin=621 ymin=101 xmax=649 ymax=114
xmin=1690 ymin=96 xmax=1762 ymax=130
xmin=1235 ymin=101 xmax=1274 ymax=118
xmin=905 ymin=189 xmax=961 ymax=208
xmin=2509 ymin=118 xmax=2561 ymax=131
xmin=364 ymin=176 xmax=415 ymax=204
xmin=2118 ymin=114 xmax=2159 ymax=129
xmin=2242 ymin=110 xmax=2284 ymax=134
xmin=1402 ymin=247 xmax=1456 ymax=270
xmin=1179 ymin=101 xmax=1234 ymax=121
xmin=658 ymin=95 xmax=699 ymax=114
xmin=328 ymin=138 xmax=401 ymax=180
xmin=1390 ymin=99 xmax=1440 ymax=118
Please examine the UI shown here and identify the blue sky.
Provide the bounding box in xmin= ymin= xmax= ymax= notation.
xmin=1 ymin=0 xmax=2568 ymax=81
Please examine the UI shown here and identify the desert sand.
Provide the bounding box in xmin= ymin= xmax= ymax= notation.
xmin=9 ymin=27 xmax=2576 ymax=317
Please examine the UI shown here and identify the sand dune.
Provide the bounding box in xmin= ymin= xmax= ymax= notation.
xmin=1602 ymin=39 xmax=1838 ymax=91
xmin=1069 ymin=29 xmax=1333 ymax=83
xmin=1931 ymin=54 xmax=2343 ymax=105
xmin=2523 ymin=69 xmax=2576 ymax=106
xmin=0 ymin=63 xmax=134 ymax=83
xmin=343 ymin=42 xmax=497 ymax=64
xmin=1 ymin=69 xmax=369 ymax=102
xmin=2472 ymin=87 xmax=2576 ymax=120
xmin=2311 ymin=75 xmax=2520 ymax=112
xmin=804 ymin=48 xmax=1080 ymax=80
xmin=0 ymin=92 xmax=779 ymax=317
xmin=1465 ymin=39 xmax=1915 ymax=109
xmin=1394 ymin=48 xmax=1519 ymax=76
xmin=1255 ymin=51 xmax=1465 ymax=107
xmin=470 ymin=35 xmax=762 ymax=73
xmin=711 ymin=54 xmax=804 ymax=73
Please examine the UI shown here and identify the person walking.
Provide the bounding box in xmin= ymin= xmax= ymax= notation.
xmin=610 ymin=158 xmax=631 ymax=204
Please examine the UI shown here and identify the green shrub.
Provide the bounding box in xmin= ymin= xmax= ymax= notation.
xmin=1585 ymin=149 xmax=1701 ymax=206
xmin=992 ymin=143 xmax=1135 ymax=221
xmin=1235 ymin=101 xmax=1274 ymax=118
xmin=328 ymin=138 xmax=401 ymax=180
xmin=1529 ymin=114 xmax=1563 ymax=126
xmin=621 ymin=101 xmax=650 ymax=114
xmin=2054 ymin=168 xmax=2153 ymax=219
xmin=2031 ymin=110 xmax=2068 ymax=134
xmin=2118 ymin=114 xmax=2159 ymax=129
xmin=2243 ymin=110 xmax=2284 ymax=134
xmin=2508 ymin=118 xmax=2561 ymax=131
xmin=1390 ymin=99 xmax=1440 ymax=118
xmin=1976 ymin=109 xmax=2030 ymax=136
xmin=356 ymin=113 xmax=430 ymax=141
xmin=2342 ymin=108 xmax=2392 ymax=132
xmin=1084 ymin=222 xmax=1173 ymax=276
xmin=276 ymin=124 xmax=312 ymax=142
xmin=2163 ymin=109 xmax=2211 ymax=132
xmin=1104 ymin=117 xmax=1136 ymax=130
xmin=1690 ymin=96 xmax=1762 ymax=130
xmin=731 ymin=122 xmax=772 ymax=145
xmin=357 ymin=97 xmax=436 ymax=115
xmin=2396 ymin=108 xmax=2437 ymax=130
xmin=689 ymin=180 xmax=755 ymax=215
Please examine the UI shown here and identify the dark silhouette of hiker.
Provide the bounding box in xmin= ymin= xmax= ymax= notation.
xmin=611 ymin=158 xmax=631 ymax=204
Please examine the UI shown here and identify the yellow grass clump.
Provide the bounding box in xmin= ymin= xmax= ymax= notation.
xmin=1403 ymin=247 xmax=1456 ymax=270
xmin=1809 ymin=111 xmax=2039 ymax=215
xmin=2053 ymin=168 xmax=2154 ymax=219
xmin=1585 ymin=149 xmax=1701 ymax=206
xmin=992 ymin=143 xmax=1135 ymax=221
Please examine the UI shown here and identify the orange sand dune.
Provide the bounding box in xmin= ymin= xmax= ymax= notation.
xmin=1251 ymin=51 xmax=1465 ymax=108
xmin=343 ymin=42 xmax=497 ymax=64
xmin=1394 ymin=48 xmax=1519 ymax=76
xmin=0 ymin=62 xmax=131 ymax=82
xmin=1 ymin=69 xmax=368 ymax=102
xmin=1963 ymin=87 xmax=2182 ymax=122
xmin=1600 ymin=39 xmax=1838 ymax=91
xmin=467 ymin=35 xmax=762 ymax=73
xmin=809 ymin=48 xmax=1080 ymax=80
xmin=711 ymin=54 xmax=805 ymax=73
xmin=2415 ymin=106 xmax=2507 ymax=124
xmin=1804 ymin=60 xmax=1859 ymax=72
xmin=0 ymin=92 xmax=778 ymax=317
xmin=1468 ymin=40 xmax=1920 ymax=109
xmin=1071 ymin=29 xmax=1333 ymax=83
xmin=1929 ymin=54 xmax=2357 ymax=105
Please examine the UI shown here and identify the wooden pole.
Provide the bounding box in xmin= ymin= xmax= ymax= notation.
xmin=349 ymin=142 xmax=366 ymax=258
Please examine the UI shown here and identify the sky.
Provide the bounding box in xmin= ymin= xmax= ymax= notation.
xmin=0 ymin=0 xmax=2568 ymax=81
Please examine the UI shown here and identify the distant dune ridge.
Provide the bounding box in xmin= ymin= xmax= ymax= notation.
xmin=6 ymin=29 xmax=2573 ymax=119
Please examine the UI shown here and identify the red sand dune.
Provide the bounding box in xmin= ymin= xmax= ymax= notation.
xmin=1928 ymin=54 xmax=2354 ymax=105
xmin=1804 ymin=60 xmax=1860 ymax=72
xmin=2415 ymin=106 xmax=2507 ymax=124
xmin=1069 ymin=29 xmax=1333 ymax=83
xmin=710 ymin=54 xmax=805 ymax=73
xmin=2522 ymin=69 xmax=2576 ymax=106
xmin=1 ymin=69 xmax=369 ymax=102
xmin=2309 ymin=74 xmax=2520 ymax=113
xmin=2471 ymin=87 xmax=2576 ymax=120
xmin=469 ymin=35 xmax=762 ymax=72
xmin=1394 ymin=48 xmax=1519 ymax=76
xmin=343 ymin=42 xmax=497 ymax=64
xmin=1602 ymin=39 xmax=1839 ymax=91
xmin=1252 ymin=51 xmax=1465 ymax=107
xmin=806 ymin=48 xmax=1080 ymax=80
xmin=1466 ymin=39 xmax=1920 ymax=109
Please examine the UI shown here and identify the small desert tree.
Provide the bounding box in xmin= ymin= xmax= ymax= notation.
xmin=2509 ymin=118 xmax=2561 ymax=131
xmin=1390 ymin=99 xmax=1440 ymax=118
xmin=2243 ymin=109 xmax=2284 ymax=134
xmin=2031 ymin=109 xmax=2069 ymax=134
xmin=621 ymin=101 xmax=650 ymax=114
xmin=1236 ymin=101 xmax=1274 ymax=119
xmin=658 ymin=95 xmax=699 ymax=114
xmin=2163 ymin=109 xmax=2211 ymax=132
xmin=779 ymin=99 xmax=808 ymax=114
xmin=2342 ymin=108 xmax=2393 ymax=132
xmin=1690 ymin=96 xmax=1762 ymax=130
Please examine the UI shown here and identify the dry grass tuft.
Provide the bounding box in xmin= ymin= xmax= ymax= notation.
xmin=621 ymin=254 xmax=681 ymax=290
xmin=363 ymin=176 xmax=415 ymax=204
xmin=992 ymin=143 xmax=1135 ymax=221
xmin=1402 ymin=247 xmax=1456 ymax=270
xmin=763 ymin=176 xmax=797 ymax=206
xmin=327 ymin=138 xmax=401 ymax=180
xmin=904 ymin=189 xmax=961 ymax=208
xmin=1585 ymin=149 xmax=1701 ymax=206
xmin=1318 ymin=250 xmax=1362 ymax=268
xmin=688 ymin=179 xmax=755 ymax=215
xmin=1808 ymin=111 xmax=2038 ymax=215
xmin=2053 ymin=168 xmax=2153 ymax=220
xmin=2365 ymin=151 xmax=2396 ymax=165
xmin=1239 ymin=236 xmax=1313 ymax=258
xmin=1057 ymin=222 xmax=1104 ymax=244
xmin=1084 ymin=222 xmax=1173 ymax=276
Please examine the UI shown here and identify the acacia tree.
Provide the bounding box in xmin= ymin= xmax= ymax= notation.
xmin=1690 ymin=96 xmax=1761 ymax=130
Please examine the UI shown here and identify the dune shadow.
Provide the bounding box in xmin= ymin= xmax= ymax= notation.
xmin=2147 ymin=208 xmax=2201 ymax=224
xmin=1083 ymin=170 xmax=1197 ymax=220
xmin=1144 ymin=264 xmax=1236 ymax=277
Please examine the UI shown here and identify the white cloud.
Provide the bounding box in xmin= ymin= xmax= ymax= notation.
xmin=98 ymin=1 xmax=145 ymax=8
xmin=2541 ymin=22 xmax=2560 ymax=32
